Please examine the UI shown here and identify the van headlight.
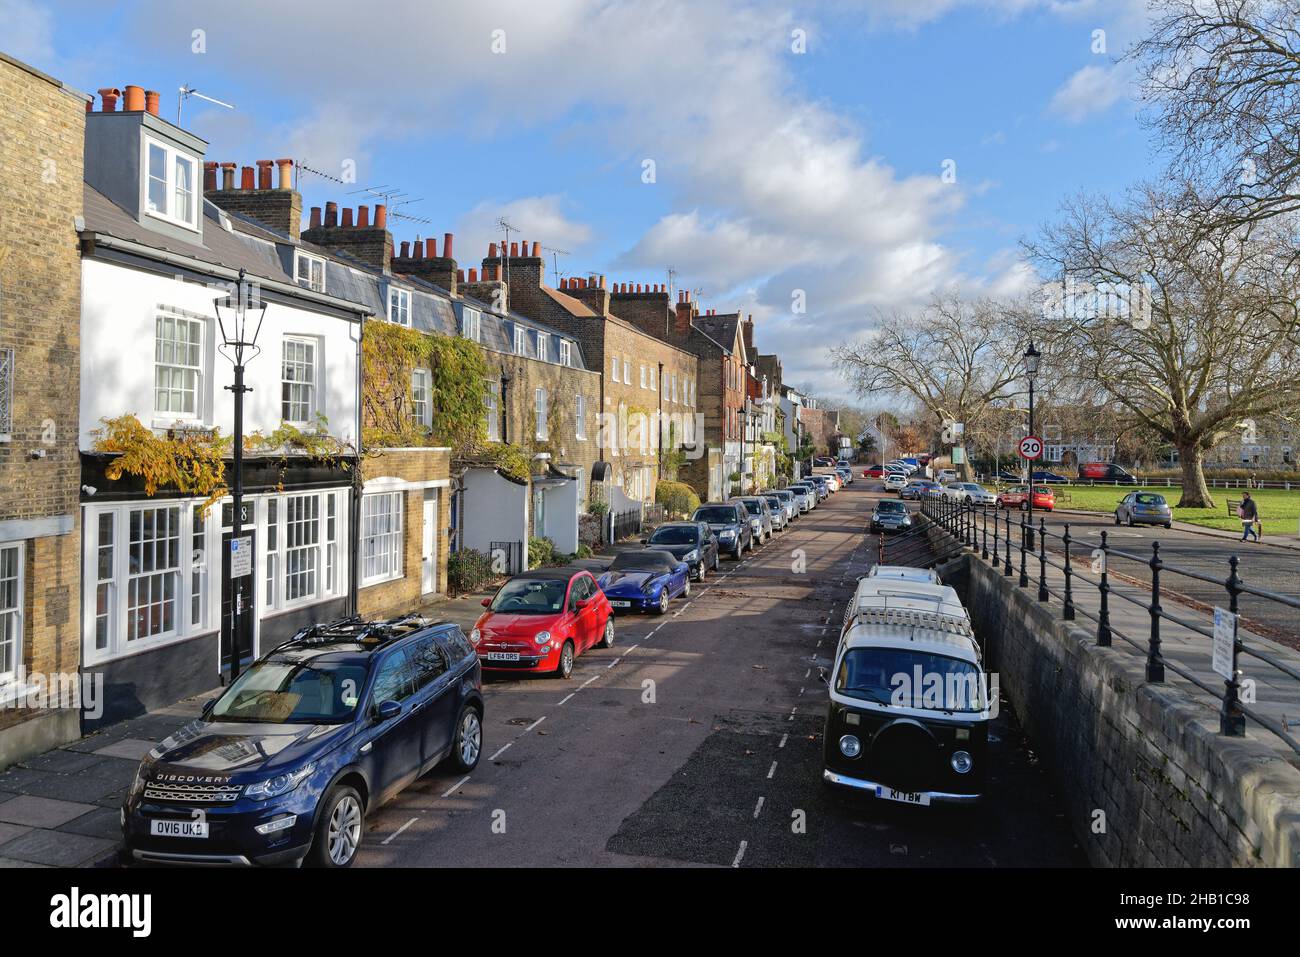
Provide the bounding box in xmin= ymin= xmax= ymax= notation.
xmin=838 ymin=735 xmax=862 ymax=758
xmin=246 ymin=764 xmax=315 ymax=801
xmin=951 ymin=751 xmax=973 ymax=774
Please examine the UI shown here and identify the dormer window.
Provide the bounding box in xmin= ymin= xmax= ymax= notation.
xmin=388 ymin=286 xmax=411 ymax=326
xmin=461 ymin=308 xmax=481 ymax=342
xmin=144 ymin=136 xmax=198 ymax=230
xmin=295 ymin=251 xmax=326 ymax=293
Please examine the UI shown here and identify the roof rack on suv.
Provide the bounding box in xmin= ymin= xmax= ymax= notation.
xmin=279 ymin=613 xmax=433 ymax=651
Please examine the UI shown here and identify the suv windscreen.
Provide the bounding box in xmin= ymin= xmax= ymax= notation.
xmin=491 ymin=578 xmax=568 ymax=613
xmin=740 ymin=499 xmax=766 ymax=512
xmin=211 ymin=657 xmax=369 ymax=723
xmin=836 ymin=648 xmax=984 ymax=712
xmin=694 ymin=506 xmax=739 ymax=524
xmin=649 ymin=526 xmax=699 ymax=545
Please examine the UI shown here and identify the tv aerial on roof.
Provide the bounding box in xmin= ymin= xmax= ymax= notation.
xmin=177 ymin=85 xmax=234 ymax=125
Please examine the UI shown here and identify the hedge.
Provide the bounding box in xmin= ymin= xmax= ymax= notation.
xmin=655 ymin=480 xmax=701 ymax=518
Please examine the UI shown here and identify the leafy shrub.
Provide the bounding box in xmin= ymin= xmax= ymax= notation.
xmin=576 ymin=544 xmax=594 ymax=559
xmin=528 ymin=536 xmax=556 ymax=569
xmin=448 ymin=548 xmax=495 ymax=594
xmin=655 ymin=480 xmax=700 ymax=518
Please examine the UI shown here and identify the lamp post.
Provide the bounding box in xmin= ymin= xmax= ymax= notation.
xmin=214 ymin=268 xmax=266 ymax=684
xmin=1024 ymin=341 xmax=1041 ymax=547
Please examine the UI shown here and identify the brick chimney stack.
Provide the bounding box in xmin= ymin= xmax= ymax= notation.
xmin=480 ymin=240 xmax=546 ymax=318
xmin=611 ymin=281 xmax=674 ymax=341
xmin=565 ymin=273 xmax=611 ymax=317
xmin=205 ymin=157 xmax=303 ymax=240
xmin=742 ymin=314 xmax=755 ymax=354
xmin=391 ymin=231 xmax=458 ymax=296
xmin=301 ymin=202 xmax=393 ymax=273
xmin=673 ymin=289 xmax=697 ymax=342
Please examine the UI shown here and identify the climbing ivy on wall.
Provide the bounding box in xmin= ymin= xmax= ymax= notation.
xmin=362 ymin=321 xmax=490 ymax=455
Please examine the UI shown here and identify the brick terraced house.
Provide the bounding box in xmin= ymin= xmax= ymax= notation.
xmin=0 ymin=55 xmax=87 ymax=764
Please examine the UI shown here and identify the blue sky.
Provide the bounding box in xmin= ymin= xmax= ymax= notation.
xmin=6 ymin=0 xmax=1156 ymax=401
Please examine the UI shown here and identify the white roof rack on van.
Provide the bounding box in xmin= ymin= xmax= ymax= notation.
xmin=841 ymin=605 xmax=973 ymax=636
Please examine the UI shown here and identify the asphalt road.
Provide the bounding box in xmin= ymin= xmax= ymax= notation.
xmin=355 ymin=482 xmax=1085 ymax=868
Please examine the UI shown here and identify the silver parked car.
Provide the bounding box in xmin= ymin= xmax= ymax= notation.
xmin=736 ymin=496 xmax=775 ymax=543
xmin=1115 ymin=492 xmax=1172 ymax=529
xmin=787 ymin=486 xmax=814 ymax=513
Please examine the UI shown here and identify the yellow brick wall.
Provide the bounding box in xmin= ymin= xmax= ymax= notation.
xmin=0 ymin=57 xmax=84 ymax=742
xmin=355 ymin=448 xmax=451 ymax=619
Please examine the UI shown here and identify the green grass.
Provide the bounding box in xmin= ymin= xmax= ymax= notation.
xmin=1046 ymin=484 xmax=1300 ymax=533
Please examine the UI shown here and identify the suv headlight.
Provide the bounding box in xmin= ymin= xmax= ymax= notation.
xmin=534 ymin=630 xmax=552 ymax=646
xmin=245 ymin=763 xmax=316 ymax=801
xmin=951 ymin=751 xmax=973 ymax=774
xmin=684 ymin=549 xmax=699 ymax=562
xmin=719 ymin=529 xmax=736 ymax=539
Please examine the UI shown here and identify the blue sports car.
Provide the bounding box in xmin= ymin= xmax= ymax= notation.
xmin=596 ymin=549 xmax=691 ymax=614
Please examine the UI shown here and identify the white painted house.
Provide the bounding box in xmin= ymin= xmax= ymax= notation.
xmin=77 ymin=99 xmax=368 ymax=726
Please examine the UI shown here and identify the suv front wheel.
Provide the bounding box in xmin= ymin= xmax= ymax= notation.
xmin=448 ymin=705 xmax=482 ymax=772
xmin=308 ymin=785 xmax=364 ymax=868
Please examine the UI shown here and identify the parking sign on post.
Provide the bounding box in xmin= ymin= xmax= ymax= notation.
xmin=1019 ymin=435 xmax=1043 ymax=461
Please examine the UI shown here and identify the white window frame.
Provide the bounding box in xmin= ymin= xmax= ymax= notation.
xmin=515 ymin=326 xmax=530 ymax=356
xmin=281 ymin=336 xmax=318 ymax=425
xmin=361 ymin=491 xmax=404 ymax=586
xmin=388 ymin=286 xmax=412 ymax=326
xmin=535 ymin=388 xmax=549 ymax=441
xmin=485 ymin=382 xmax=501 ymax=443
xmin=537 ymin=331 xmax=550 ymax=361
xmin=294 ymin=251 xmax=327 ymax=293
xmin=559 ymin=340 xmax=572 ymax=367
xmin=611 ymin=356 xmax=619 ymax=382
xmin=154 ymin=310 xmax=205 ymax=420
xmin=0 ymin=543 xmax=23 ymax=687
xmin=576 ymin=395 xmax=587 ymax=440
xmin=266 ymin=490 xmax=346 ymax=612
xmin=143 ymin=135 xmax=199 ymax=230
xmin=411 ymin=368 xmax=432 ymax=429
xmin=461 ymin=307 xmax=481 ymax=342
xmin=639 ymin=365 xmax=646 ymax=389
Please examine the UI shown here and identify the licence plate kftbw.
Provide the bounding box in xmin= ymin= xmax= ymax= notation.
xmin=150 ymin=818 xmax=209 ymax=838
xmin=875 ymin=786 xmax=931 ymax=806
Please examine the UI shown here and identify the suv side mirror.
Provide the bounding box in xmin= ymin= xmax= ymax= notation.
xmin=200 ymin=697 xmax=217 ymax=718
xmin=640 ymin=538 xmax=648 ymax=544
xmin=374 ymin=699 xmax=402 ymax=722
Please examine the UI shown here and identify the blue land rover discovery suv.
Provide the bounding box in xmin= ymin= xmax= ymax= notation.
xmin=122 ymin=614 xmax=483 ymax=868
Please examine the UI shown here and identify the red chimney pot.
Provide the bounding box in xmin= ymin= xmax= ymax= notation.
xmin=443 ymin=232 xmax=454 ymax=260
xmin=400 ymin=241 xmax=410 ymax=258
xmin=469 ymin=268 xmax=478 ymax=282
xmin=509 ymin=242 xmax=519 ymax=257
xmin=203 ymin=162 xmax=217 ymax=192
xmin=531 ymin=241 xmax=540 ymax=256
xmin=324 ymin=201 xmax=338 ymax=227
xmin=97 ymin=87 xmax=120 ymax=111
xmin=240 ymin=166 xmax=255 ymax=190
xmin=123 ymin=85 xmax=144 ymax=112
xmin=488 ymin=242 xmax=498 ymax=258
xmin=374 ymin=204 xmax=387 ymax=229
xmin=412 ymin=240 xmax=423 ymax=258
xmin=145 ymin=90 xmax=160 ymax=116
xmin=341 ymin=208 xmax=354 ymax=228
xmin=425 ymin=237 xmax=437 ymax=258
xmin=256 ymin=160 xmax=273 ymax=190
xmin=309 ymin=207 xmax=322 ymax=229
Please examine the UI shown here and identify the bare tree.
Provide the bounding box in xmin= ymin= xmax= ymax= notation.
xmin=831 ymin=293 xmax=1030 ymax=471
xmin=1130 ymin=0 xmax=1300 ymax=228
xmin=1025 ymin=185 xmax=1300 ymax=507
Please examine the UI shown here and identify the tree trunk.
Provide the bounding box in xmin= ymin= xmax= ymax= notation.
xmin=1175 ymin=439 xmax=1215 ymax=509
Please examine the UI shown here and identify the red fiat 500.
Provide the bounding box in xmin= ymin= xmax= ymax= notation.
xmin=470 ymin=568 xmax=614 ymax=679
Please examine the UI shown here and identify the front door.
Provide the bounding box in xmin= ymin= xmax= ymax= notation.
xmin=220 ymin=522 xmax=256 ymax=677
xmin=422 ymin=492 xmax=438 ymax=595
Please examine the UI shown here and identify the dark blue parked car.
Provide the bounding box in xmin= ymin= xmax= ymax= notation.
xmin=121 ymin=615 xmax=483 ymax=868
xmin=596 ymin=549 xmax=691 ymax=614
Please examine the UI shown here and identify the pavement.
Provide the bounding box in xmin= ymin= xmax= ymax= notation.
xmin=4 ymin=488 xmax=1085 ymax=868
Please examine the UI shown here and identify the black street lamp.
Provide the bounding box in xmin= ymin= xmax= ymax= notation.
xmin=214 ymin=268 xmax=267 ymax=683
xmin=1024 ymin=341 xmax=1041 ymax=546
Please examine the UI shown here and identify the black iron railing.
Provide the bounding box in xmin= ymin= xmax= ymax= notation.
xmin=917 ymin=495 xmax=1300 ymax=755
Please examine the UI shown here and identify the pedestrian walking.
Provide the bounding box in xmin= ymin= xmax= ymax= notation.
xmin=1238 ymin=492 xmax=1259 ymax=542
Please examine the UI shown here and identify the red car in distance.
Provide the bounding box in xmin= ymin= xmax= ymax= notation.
xmin=470 ymin=568 xmax=614 ymax=679
xmin=863 ymin=464 xmax=885 ymax=478
xmin=996 ymin=485 xmax=1056 ymax=511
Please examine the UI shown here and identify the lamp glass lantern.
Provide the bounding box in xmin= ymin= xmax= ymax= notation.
xmin=1024 ymin=341 xmax=1041 ymax=379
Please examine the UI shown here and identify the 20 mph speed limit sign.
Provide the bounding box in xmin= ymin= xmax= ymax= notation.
xmin=1019 ymin=435 xmax=1044 ymax=460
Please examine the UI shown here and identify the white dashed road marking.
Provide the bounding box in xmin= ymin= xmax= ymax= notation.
xmin=382 ymin=817 xmax=419 ymax=845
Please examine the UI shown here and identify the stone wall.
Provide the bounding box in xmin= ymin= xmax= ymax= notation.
xmin=944 ymin=550 xmax=1300 ymax=867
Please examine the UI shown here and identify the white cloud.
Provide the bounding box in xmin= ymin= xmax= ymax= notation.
xmin=1049 ymin=63 xmax=1131 ymax=122
xmin=454 ymin=195 xmax=593 ymax=271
